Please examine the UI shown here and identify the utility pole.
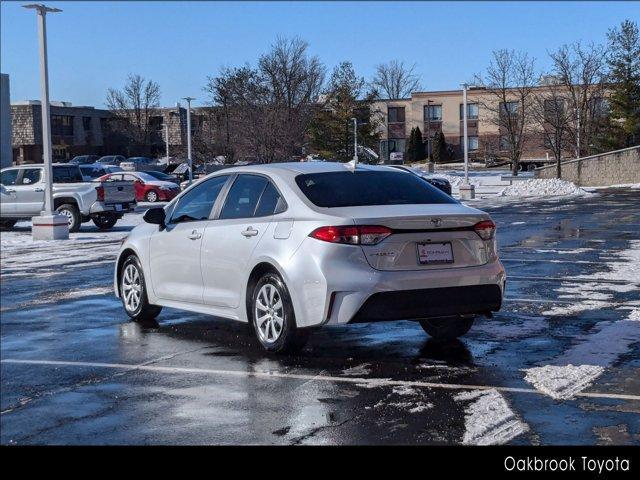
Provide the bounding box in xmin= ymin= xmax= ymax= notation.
xmin=459 ymin=83 xmax=475 ymax=200
xmin=23 ymin=3 xmax=68 ymax=240
xmin=183 ymin=96 xmax=195 ymax=185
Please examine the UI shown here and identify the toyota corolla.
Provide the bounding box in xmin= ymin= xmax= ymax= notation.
xmin=114 ymin=162 xmax=505 ymax=353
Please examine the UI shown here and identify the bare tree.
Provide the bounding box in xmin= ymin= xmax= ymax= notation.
xmin=531 ymin=84 xmax=574 ymax=178
xmin=371 ymin=60 xmax=422 ymax=99
xmin=475 ymin=50 xmax=538 ymax=175
xmin=548 ymin=42 xmax=608 ymax=157
xmin=106 ymin=74 xmax=161 ymax=148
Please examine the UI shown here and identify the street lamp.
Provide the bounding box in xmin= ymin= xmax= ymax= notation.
xmin=23 ymin=3 xmax=69 ymax=240
xmin=459 ymin=82 xmax=475 ymax=200
xmin=182 ymin=97 xmax=195 ymax=185
xmin=351 ymin=117 xmax=358 ymax=164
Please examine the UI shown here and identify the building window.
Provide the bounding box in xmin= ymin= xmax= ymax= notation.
xmin=387 ymin=107 xmax=405 ymax=123
xmin=424 ymin=104 xmax=442 ymax=121
xmin=590 ymin=97 xmax=609 ymax=117
xmin=460 ymin=135 xmax=479 ymax=151
xmin=83 ymin=116 xmax=92 ymax=131
xmin=499 ymin=135 xmax=519 ymax=151
xmin=500 ymin=101 xmax=519 ymax=116
xmin=544 ymin=99 xmax=564 ymax=121
xmin=51 ymin=115 xmax=74 ymax=136
xmin=459 ymin=103 xmax=478 ymax=120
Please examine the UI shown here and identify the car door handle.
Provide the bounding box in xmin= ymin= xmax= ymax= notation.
xmin=34 ymin=187 xmax=44 ymax=192
xmin=241 ymin=227 xmax=259 ymax=237
xmin=187 ymin=230 xmax=202 ymax=240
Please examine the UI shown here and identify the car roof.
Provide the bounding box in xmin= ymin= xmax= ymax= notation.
xmin=218 ymin=161 xmax=394 ymax=176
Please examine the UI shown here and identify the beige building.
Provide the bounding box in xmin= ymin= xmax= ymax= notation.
xmin=373 ymin=85 xmax=607 ymax=164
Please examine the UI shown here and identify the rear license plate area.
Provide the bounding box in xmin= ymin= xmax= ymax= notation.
xmin=417 ymin=242 xmax=454 ymax=265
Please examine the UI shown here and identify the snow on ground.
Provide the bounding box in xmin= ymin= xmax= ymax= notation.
xmin=0 ymin=286 xmax=114 ymax=312
xmin=499 ymin=178 xmax=590 ymax=197
xmin=341 ymin=363 xmax=372 ymax=377
xmin=0 ymin=212 xmax=144 ymax=279
xmin=523 ymin=365 xmax=604 ymax=400
xmin=454 ymin=389 xmax=529 ymax=445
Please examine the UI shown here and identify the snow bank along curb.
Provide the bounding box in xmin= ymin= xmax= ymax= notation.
xmin=499 ymin=179 xmax=591 ymax=197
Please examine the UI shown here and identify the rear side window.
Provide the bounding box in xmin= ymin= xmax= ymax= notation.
xmin=219 ymin=175 xmax=269 ymax=219
xmin=254 ymin=182 xmax=286 ymax=217
xmin=53 ymin=166 xmax=83 ymax=183
xmin=1 ymin=169 xmax=19 ymax=186
xmin=295 ymin=170 xmax=457 ymax=208
xmin=20 ymin=169 xmax=42 ymax=185
xmin=170 ymin=175 xmax=229 ymax=223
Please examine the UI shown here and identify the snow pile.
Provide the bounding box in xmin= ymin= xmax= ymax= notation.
xmin=454 ymin=389 xmax=529 ymax=445
xmin=523 ymin=365 xmax=604 ymax=400
xmin=499 ymin=179 xmax=589 ymax=197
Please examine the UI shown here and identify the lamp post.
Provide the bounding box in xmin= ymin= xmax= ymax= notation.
xmin=164 ymin=122 xmax=169 ymax=160
xmin=183 ymin=96 xmax=195 ymax=185
xmin=23 ymin=3 xmax=68 ymax=240
xmin=426 ymin=99 xmax=432 ymax=159
xmin=459 ymin=83 xmax=475 ymax=200
xmin=352 ymin=117 xmax=358 ymax=164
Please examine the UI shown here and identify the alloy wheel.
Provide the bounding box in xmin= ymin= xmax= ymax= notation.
xmin=122 ymin=264 xmax=142 ymax=312
xmin=254 ymin=283 xmax=284 ymax=344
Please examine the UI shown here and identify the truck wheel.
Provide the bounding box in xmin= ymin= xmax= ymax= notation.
xmin=0 ymin=219 xmax=17 ymax=231
xmin=250 ymin=272 xmax=309 ymax=354
xmin=419 ymin=317 xmax=475 ymax=341
xmin=145 ymin=190 xmax=159 ymax=202
xmin=92 ymin=212 xmax=118 ymax=230
xmin=56 ymin=203 xmax=81 ymax=232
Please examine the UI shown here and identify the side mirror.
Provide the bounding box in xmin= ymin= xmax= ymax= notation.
xmin=143 ymin=207 xmax=166 ymax=230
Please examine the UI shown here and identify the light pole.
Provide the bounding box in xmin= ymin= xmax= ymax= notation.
xmin=163 ymin=122 xmax=169 ymax=160
xmin=352 ymin=117 xmax=358 ymax=164
xmin=183 ymin=96 xmax=195 ymax=185
xmin=23 ymin=3 xmax=68 ymax=240
xmin=426 ymin=99 xmax=432 ymax=159
xmin=459 ymin=83 xmax=475 ymax=200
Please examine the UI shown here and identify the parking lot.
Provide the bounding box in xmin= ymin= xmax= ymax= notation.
xmin=1 ymin=189 xmax=639 ymax=445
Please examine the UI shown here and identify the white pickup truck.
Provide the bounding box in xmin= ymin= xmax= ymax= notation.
xmin=0 ymin=163 xmax=136 ymax=232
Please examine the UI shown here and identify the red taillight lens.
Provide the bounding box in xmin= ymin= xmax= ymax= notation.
xmin=474 ymin=220 xmax=496 ymax=240
xmin=95 ymin=185 xmax=105 ymax=202
xmin=310 ymin=225 xmax=392 ymax=245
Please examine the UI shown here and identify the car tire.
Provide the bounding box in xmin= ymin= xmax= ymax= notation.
xmin=251 ymin=272 xmax=309 ymax=354
xmin=145 ymin=190 xmax=159 ymax=202
xmin=56 ymin=203 xmax=81 ymax=233
xmin=0 ymin=219 xmax=17 ymax=230
xmin=92 ymin=212 xmax=118 ymax=230
xmin=419 ymin=316 xmax=475 ymax=341
xmin=119 ymin=254 xmax=162 ymax=321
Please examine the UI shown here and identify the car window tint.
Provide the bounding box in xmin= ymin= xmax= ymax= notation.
xmin=20 ymin=169 xmax=42 ymax=185
xmin=52 ymin=166 xmax=83 ymax=183
xmin=170 ymin=175 xmax=229 ymax=223
xmin=1 ymin=169 xmax=19 ymax=186
xmin=295 ymin=170 xmax=458 ymax=207
xmin=219 ymin=175 xmax=268 ymax=219
xmin=254 ymin=181 xmax=285 ymax=217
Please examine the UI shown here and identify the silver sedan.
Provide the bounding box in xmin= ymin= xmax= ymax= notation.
xmin=114 ymin=162 xmax=505 ymax=353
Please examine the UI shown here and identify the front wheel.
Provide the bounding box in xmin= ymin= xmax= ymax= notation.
xmin=251 ymin=272 xmax=308 ymax=354
xmin=0 ymin=219 xmax=17 ymax=231
xmin=119 ymin=254 xmax=162 ymax=321
xmin=419 ymin=317 xmax=475 ymax=341
xmin=92 ymin=212 xmax=118 ymax=230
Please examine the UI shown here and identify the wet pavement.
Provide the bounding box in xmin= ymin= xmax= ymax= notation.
xmin=1 ymin=189 xmax=639 ymax=445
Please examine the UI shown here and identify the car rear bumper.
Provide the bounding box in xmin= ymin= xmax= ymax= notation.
xmin=90 ymin=201 xmax=136 ymax=215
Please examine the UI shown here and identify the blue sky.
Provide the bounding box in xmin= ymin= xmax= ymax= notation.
xmin=1 ymin=1 xmax=638 ymax=108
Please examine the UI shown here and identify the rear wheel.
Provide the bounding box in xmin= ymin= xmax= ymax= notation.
xmin=119 ymin=254 xmax=162 ymax=321
xmin=92 ymin=212 xmax=118 ymax=230
xmin=419 ymin=316 xmax=475 ymax=341
xmin=0 ymin=219 xmax=17 ymax=230
xmin=55 ymin=203 xmax=81 ymax=232
xmin=251 ymin=272 xmax=308 ymax=354
xmin=145 ymin=190 xmax=159 ymax=202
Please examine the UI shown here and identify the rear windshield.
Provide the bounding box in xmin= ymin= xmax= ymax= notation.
xmin=295 ymin=170 xmax=457 ymax=208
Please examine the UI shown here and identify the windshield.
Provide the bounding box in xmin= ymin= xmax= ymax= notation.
xmin=295 ymin=170 xmax=457 ymax=208
xmin=145 ymin=171 xmax=171 ymax=180
xmin=135 ymin=172 xmax=160 ymax=182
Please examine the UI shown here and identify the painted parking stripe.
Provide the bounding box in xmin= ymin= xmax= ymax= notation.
xmin=2 ymin=359 xmax=638 ymax=401
xmin=507 ymin=275 xmax=635 ymax=285
xmin=501 ymin=258 xmax=604 ymax=265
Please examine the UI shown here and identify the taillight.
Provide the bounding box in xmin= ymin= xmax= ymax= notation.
xmin=95 ymin=185 xmax=105 ymax=202
xmin=309 ymin=225 xmax=392 ymax=245
xmin=474 ymin=220 xmax=496 ymax=240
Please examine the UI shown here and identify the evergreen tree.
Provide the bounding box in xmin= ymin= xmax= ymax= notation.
xmin=431 ymin=130 xmax=448 ymax=163
xmin=406 ymin=126 xmax=425 ymax=162
xmin=606 ymin=20 xmax=640 ymax=148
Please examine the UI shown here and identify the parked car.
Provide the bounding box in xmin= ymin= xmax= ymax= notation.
xmin=69 ymin=155 xmax=100 ymax=165
xmin=114 ymin=162 xmax=505 ymax=353
xmin=79 ymin=163 xmax=123 ymax=182
xmin=99 ymin=171 xmax=180 ymax=203
xmin=120 ymin=157 xmax=157 ymax=171
xmin=1 ymin=164 xmax=136 ymax=232
xmin=97 ymin=155 xmax=126 ymax=166
xmin=387 ymin=165 xmax=453 ymax=196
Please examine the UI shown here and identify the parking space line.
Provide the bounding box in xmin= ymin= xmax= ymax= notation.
xmin=502 ymin=258 xmax=604 ymax=265
xmin=2 ymin=359 xmax=638 ymax=402
xmin=507 ymin=275 xmax=635 ymax=285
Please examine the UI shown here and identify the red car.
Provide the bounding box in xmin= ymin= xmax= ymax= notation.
xmin=99 ymin=171 xmax=180 ymax=203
